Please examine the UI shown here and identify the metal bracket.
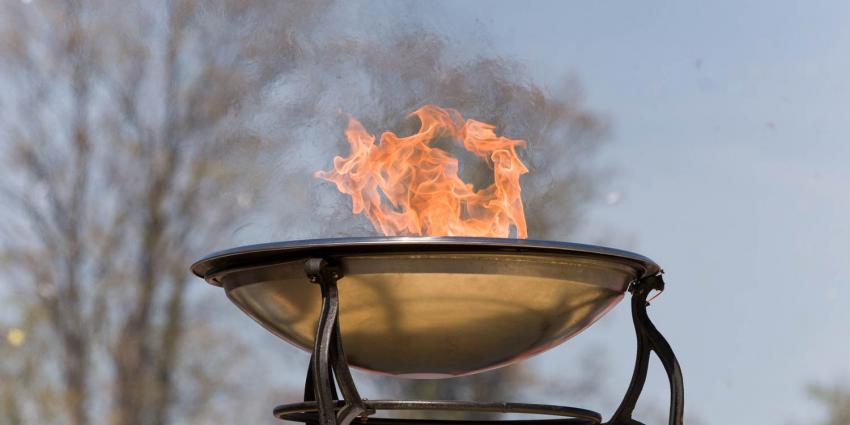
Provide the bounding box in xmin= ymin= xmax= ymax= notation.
xmin=605 ymin=274 xmax=684 ymax=425
xmin=295 ymin=259 xmax=682 ymax=425
xmin=303 ymin=258 xmax=367 ymax=425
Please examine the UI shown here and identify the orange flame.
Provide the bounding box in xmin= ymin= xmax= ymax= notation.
xmin=316 ymin=105 xmax=529 ymax=238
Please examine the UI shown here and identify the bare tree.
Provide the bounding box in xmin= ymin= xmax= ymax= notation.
xmin=0 ymin=1 xmax=327 ymax=424
xmin=0 ymin=1 xmax=609 ymax=424
xmin=809 ymin=381 xmax=850 ymax=425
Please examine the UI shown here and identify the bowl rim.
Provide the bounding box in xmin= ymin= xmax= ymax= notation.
xmin=191 ymin=236 xmax=661 ymax=286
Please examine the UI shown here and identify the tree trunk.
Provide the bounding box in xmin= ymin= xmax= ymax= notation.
xmin=64 ymin=332 xmax=89 ymax=425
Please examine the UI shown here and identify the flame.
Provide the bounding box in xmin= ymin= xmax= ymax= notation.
xmin=316 ymin=105 xmax=529 ymax=238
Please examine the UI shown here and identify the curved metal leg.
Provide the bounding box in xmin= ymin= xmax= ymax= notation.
xmin=304 ymin=258 xmax=366 ymax=425
xmin=297 ymin=259 xmax=681 ymax=425
xmin=605 ymin=275 xmax=684 ymax=425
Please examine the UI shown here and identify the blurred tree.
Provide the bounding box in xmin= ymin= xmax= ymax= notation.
xmin=809 ymin=381 xmax=850 ymax=425
xmin=0 ymin=1 xmax=609 ymax=424
xmin=0 ymin=1 xmax=329 ymax=424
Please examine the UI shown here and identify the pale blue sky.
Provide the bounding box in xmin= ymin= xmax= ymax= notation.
xmin=420 ymin=1 xmax=850 ymax=423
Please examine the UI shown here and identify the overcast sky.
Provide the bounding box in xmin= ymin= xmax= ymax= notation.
xmin=413 ymin=1 xmax=850 ymax=423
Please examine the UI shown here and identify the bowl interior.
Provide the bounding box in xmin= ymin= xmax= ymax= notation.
xmin=206 ymin=241 xmax=653 ymax=377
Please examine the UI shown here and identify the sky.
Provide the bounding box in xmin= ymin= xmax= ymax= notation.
xmin=415 ymin=1 xmax=850 ymax=423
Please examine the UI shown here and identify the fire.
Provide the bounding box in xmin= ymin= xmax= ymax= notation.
xmin=316 ymin=105 xmax=529 ymax=238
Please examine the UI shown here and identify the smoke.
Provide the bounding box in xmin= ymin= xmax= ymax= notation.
xmin=228 ymin=1 xmax=609 ymax=244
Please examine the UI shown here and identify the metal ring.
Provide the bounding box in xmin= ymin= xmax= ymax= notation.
xmin=274 ymin=400 xmax=601 ymax=424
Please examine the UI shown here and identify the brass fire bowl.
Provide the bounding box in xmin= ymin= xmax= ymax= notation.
xmin=191 ymin=237 xmax=660 ymax=378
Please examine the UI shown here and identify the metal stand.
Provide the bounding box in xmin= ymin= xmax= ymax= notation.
xmin=605 ymin=275 xmax=684 ymax=425
xmin=274 ymin=259 xmax=683 ymax=425
xmin=302 ymin=258 xmax=367 ymax=425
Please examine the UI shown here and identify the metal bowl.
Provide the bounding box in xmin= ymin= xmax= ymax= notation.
xmin=191 ymin=237 xmax=660 ymax=378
